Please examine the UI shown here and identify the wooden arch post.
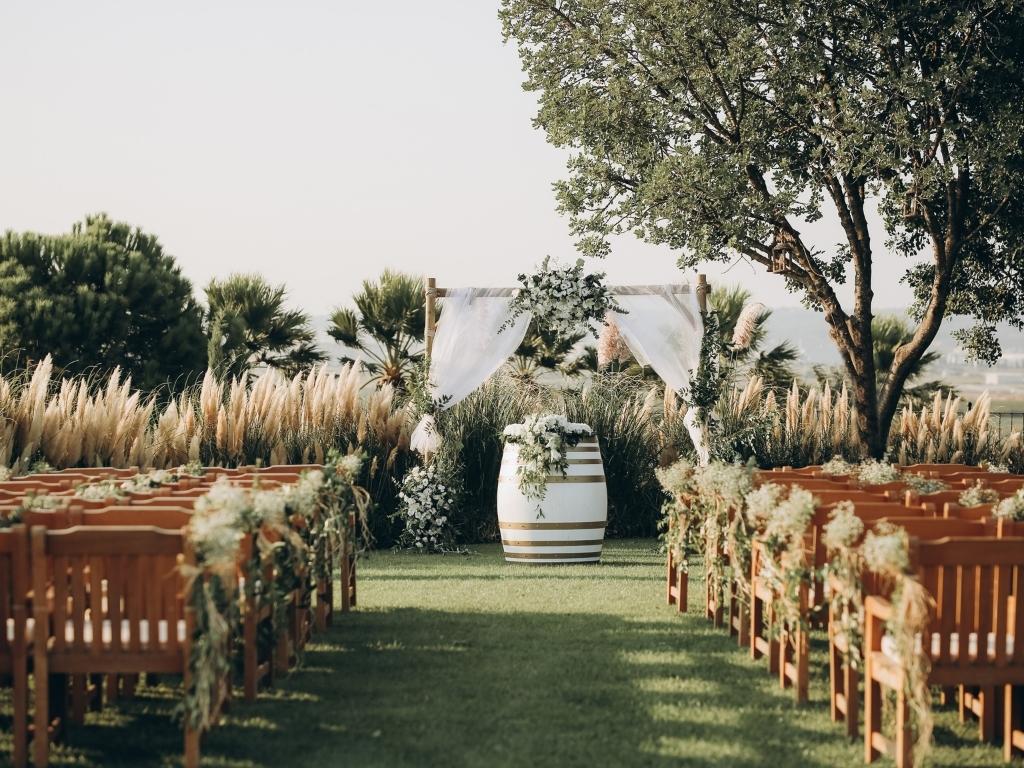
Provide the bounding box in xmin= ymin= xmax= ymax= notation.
xmin=696 ymin=273 xmax=708 ymax=315
xmin=425 ymin=277 xmax=437 ymax=357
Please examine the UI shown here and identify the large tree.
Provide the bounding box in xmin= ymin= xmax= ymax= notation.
xmin=205 ymin=273 xmax=325 ymax=380
xmin=501 ymin=0 xmax=1024 ymax=455
xmin=0 ymin=214 xmax=206 ymax=390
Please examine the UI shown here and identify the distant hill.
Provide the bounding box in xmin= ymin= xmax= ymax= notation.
xmin=764 ymin=307 xmax=1024 ymax=366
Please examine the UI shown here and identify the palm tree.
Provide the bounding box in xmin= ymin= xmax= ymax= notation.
xmin=509 ymin=319 xmax=596 ymax=379
xmin=711 ymin=285 xmax=799 ymax=390
xmin=328 ymin=270 xmax=425 ymax=389
xmin=205 ymin=273 xmax=324 ymax=380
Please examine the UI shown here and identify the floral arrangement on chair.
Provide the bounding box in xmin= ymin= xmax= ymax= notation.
xmin=855 ymin=459 xmax=903 ymax=486
xmin=822 ymin=501 xmax=866 ymax=668
xmin=180 ymin=455 xmax=367 ymax=731
xmin=861 ymin=523 xmax=935 ymax=764
xmin=993 ymin=488 xmax=1024 ymax=520
xmin=502 ymin=414 xmax=592 ymax=512
xmin=501 ymin=256 xmax=624 ymax=338
xmin=959 ymin=480 xmax=1000 ymax=507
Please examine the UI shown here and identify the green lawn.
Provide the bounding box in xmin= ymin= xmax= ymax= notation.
xmin=0 ymin=540 xmax=1011 ymax=766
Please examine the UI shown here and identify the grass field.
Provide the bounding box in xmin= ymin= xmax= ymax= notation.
xmin=0 ymin=540 xmax=1011 ymax=766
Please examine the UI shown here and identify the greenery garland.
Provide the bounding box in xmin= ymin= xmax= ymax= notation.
xmin=862 ymin=523 xmax=935 ymax=765
xmin=822 ymin=501 xmax=866 ymax=669
xmin=180 ymin=455 xmax=369 ymax=732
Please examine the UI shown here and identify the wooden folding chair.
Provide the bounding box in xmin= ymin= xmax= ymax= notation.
xmin=864 ymin=537 xmax=1024 ymax=766
xmin=0 ymin=524 xmax=30 ymax=767
xmin=828 ymin=517 xmax=990 ymax=739
xmin=31 ymin=525 xmax=203 ymax=768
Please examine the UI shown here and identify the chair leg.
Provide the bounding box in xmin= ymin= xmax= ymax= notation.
xmin=340 ymin=549 xmax=351 ymax=614
xmin=768 ymin=610 xmax=780 ymax=677
xmin=185 ymin=724 xmax=200 ymax=768
xmin=795 ymin=629 xmax=809 ymax=704
xmin=865 ymin=672 xmax=881 ymax=763
xmin=33 ymin=652 xmax=49 ymax=768
xmin=13 ymin=654 xmax=27 ymax=767
xmin=677 ymin=568 xmax=687 ymax=613
xmin=1004 ymin=683 xmax=1015 ymax=763
xmin=750 ymin=592 xmax=762 ymax=660
xmin=895 ymin=687 xmax=912 ymax=768
xmin=70 ymin=674 xmax=87 ymax=724
xmin=829 ymin=629 xmax=840 ymax=723
xmin=737 ymin=599 xmax=749 ymax=647
xmin=979 ymin=685 xmax=996 ymax=742
xmin=845 ymin=664 xmax=859 ymax=739
xmin=778 ymin=631 xmax=790 ymax=689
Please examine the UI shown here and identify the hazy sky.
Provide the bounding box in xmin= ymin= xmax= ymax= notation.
xmin=0 ymin=1 xmax=915 ymax=316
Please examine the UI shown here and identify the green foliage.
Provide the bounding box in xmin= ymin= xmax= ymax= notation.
xmin=0 ymin=214 xmax=206 ymax=390
xmin=501 ymin=0 xmax=1024 ymax=452
xmin=510 ymin=318 xmax=595 ymax=379
xmin=204 ymin=273 xmax=324 ymax=380
xmin=328 ymin=269 xmax=425 ymax=389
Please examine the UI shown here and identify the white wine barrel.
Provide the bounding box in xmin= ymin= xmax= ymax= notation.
xmin=496 ymin=436 xmax=608 ymax=564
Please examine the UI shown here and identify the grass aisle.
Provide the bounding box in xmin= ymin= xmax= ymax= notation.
xmin=0 ymin=540 xmax=1007 ymax=766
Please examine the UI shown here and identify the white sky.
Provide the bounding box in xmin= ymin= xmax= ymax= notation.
xmin=0 ymin=1 xmax=915 ymax=316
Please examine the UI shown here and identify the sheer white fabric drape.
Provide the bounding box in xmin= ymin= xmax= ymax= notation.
xmin=613 ymin=286 xmax=710 ymax=464
xmin=410 ymin=288 xmax=532 ymax=454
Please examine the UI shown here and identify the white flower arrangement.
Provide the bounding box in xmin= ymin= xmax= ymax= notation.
xmin=993 ymin=489 xmax=1024 ymax=521
xmin=503 ymin=414 xmax=591 ymax=510
xmin=501 ymin=256 xmax=625 ymax=339
xmin=822 ymin=500 xmax=865 ymax=552
xmin=861 ymin=525 xmax=910 ymax=576
xmin=0 ymin=466 xmax=12 ymax=482
xmin=820 ymin=456 xmax=855 ymax=476
xmin=856 ymin=459 xmax=903 ymax=486
xmin=18 ymin=493 xmax=68 ymax=511
xmin=280 ymin=469 xmax=324 ymax=520
xmin=958 ymin=480 xmax=999 ymax=507
xmin=397 ymin=465 xmax=455 ymax=552
xmin=744 ymin=482 xmax=787 ymax=526
xmin=655 ymin=459 xmax=697 ymax=500
xmin=120 ymin=469 xmax=175 ymax=494
xmin=75 ymin=478 xmax=127 ymax=501
xmin=902 ymin=474 xmax=950 ymax=495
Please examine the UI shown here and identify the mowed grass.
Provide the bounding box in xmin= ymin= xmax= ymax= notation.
xmin=0 ymin=540 xmax=1011 ymax=766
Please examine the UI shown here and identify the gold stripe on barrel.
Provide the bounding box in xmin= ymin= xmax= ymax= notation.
xmin=499 ymin=520 xmax=607 ymax=530
xmin=498 ymin=474 xmax=605 ymax=484
xmin=567 ymin=446 xmax=601 ymax=453
xmin=566 ymin=458 xmax=603 ymax=465
xmin=501 ymin=538 xmax=605 ymax=547
xmin=504 ymin=551 xmax=601 ymax=560
xmin=544 ymin=474 xmax=605 ymax=484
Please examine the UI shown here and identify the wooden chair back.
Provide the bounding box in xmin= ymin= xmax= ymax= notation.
xmin=810 ymin=489 xmax=893 ymax=505
xmin=944 ymin=502 xmax=995 ymax=521
xmin=129 ymin=496 xmax=200 ymax=509
xmin=76 ymin=507 xmax=192 ymax=529
xmin=912 ymin=537 xmax=1024 ymax=676
xmin=875 ymin=516 xmax=989 ymax=539
xmin=0 ymin=524 xmax=29 ymax=662
xmin=901 ymin=463 xmax=968 ymax=474
xmin=32 ymin=526 xmax=187 ymax=664
xmin=0 ymin=479 xmax=72 ymax=493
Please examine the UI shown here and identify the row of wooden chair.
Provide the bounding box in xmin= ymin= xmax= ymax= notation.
xmin=666 ymin=464 xmax=1024 ymax=765
xmin=0 ymin=465 xmax=357 ymax=767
